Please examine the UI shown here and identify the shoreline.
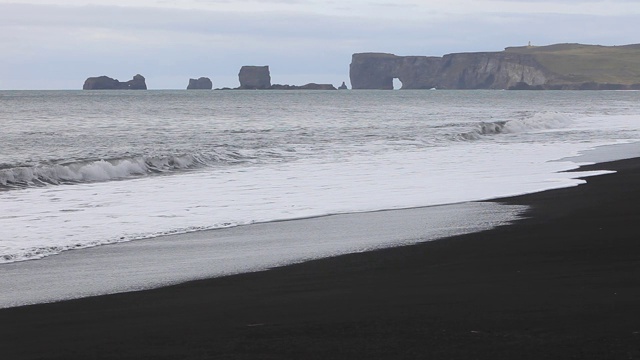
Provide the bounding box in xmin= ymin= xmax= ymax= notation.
xmin=0 ymin=201 xmax=525 ymax=308
xmin=2 ymin=157 xmax=640 ymax=358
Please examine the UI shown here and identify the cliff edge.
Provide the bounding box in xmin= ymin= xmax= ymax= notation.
xmin=350 ymin=43 xmax=640 ymax=90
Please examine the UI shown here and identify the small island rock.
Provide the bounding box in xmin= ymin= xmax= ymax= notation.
xmin=269 ymin=83 xmax=337 ymax=90
xmin=83 ymin=74 xmax=147 ymax=90
xmin=338 ymin=82 xmax=348 ymax=90
xmin=235 ymin=66 xmax=336 ymax=90
xmin=238 ymin=66 xmax=271 ymax=89
xmin=297 ymin=83 xmax=337 ymax=90
xmin=187 ymin=77 xmax=213 ymax=90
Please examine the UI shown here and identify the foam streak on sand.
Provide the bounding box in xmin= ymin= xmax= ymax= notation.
xmin=0 ymin=202 xmax=525 ymax=308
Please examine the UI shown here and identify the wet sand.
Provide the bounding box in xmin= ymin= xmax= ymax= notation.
xmin=1 ymin=158 xmax=639 ymax=359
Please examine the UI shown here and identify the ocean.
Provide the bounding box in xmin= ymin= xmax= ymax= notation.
xmin=1 ymin=89 xmax=639 ymax=307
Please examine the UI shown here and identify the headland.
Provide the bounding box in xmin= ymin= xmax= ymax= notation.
xmin=350 ymin=43 xmax=640 ymax=90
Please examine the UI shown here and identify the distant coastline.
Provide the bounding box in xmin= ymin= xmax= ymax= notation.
xmin=78 ymin=43 xmax=640 ymax=91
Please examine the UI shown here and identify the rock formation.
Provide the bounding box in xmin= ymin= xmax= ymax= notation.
xmin=83 ymin=74 xmax=147 ymax=90
xmin=235 ymin=66 xmax=336 ymax=90
xmin=238 ymin=66 xmax=271 ymax=89
xmin=338 ymin=82 xmax=348 ymax=90
xmin=187 ymin=77 xmax=213 ymax=90
xmin=270 ymin=83 xmax=337 ymax=90
xmin=298 ymin=83 xmax=336 ymax=90
xmin=350 ymin=53 xmax=547 ymax=90
xmin=350 ymin=43 xmax=640 ymax=90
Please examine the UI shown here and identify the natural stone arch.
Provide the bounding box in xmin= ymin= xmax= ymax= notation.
xmin=393 ymin=78 xmax=403 ymax=90
xmin=349 ymin=53 xmax=399 ymax=90
xmin=350 ymin=53 xmax=441 ymax=90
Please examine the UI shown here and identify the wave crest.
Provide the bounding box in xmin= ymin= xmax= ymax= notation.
xmin=459 ymin=112 xmax=572 ymax=140
xmin=0 ymin=152 xmax=244 ymax=189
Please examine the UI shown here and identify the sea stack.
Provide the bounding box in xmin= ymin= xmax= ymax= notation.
xmin=238 ymin=66 xmax=271 ymax=89
xmin=338 ymin=82 xmax=348 ymax=90
xmin=83 ymin=74 xmax=147 ymax=90
xmin=187 ymin=77 xmax=213 ymax=90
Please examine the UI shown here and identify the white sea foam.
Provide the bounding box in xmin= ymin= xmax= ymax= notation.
xmin=0 ymin=141 xmax=618 ymax=263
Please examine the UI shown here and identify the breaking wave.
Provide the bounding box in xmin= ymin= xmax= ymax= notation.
xmin=0 ymin=150 xmax=262 ymax=189
xmin=459 ymin=112 xmax=572 ymax=140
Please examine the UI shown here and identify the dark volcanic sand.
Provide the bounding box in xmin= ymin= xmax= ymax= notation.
xmin=1 ymin=158 xmax=639 ymax=359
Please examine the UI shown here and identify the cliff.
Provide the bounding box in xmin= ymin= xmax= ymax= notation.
xmin=187 ymin=77 xmax=213 ymax=90
xmin=350 ymin=43 xmax=640 ymax=90
xmin=83 ymin=74 xmax=147 ymax=90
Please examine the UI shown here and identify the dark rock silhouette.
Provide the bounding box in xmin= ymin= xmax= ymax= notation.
xmin=187 ymin=77 xmax=213 ymax=90
xmin=83 ymin=74 xmax=147 ymax=90
xmin=298 ymin=83 xmax=336 ymax=90
xmin=338 ymin=82 xmax=348 ymax=90
xmin=235 ymin=66 xmax=335 ymax=90
xmin=509 ymin=82 xmax=544 ymax=90
xmin=238 ymin=66 xmax=271 ymax=89
xmin=270 ymin=83 xmax=336 ymax=90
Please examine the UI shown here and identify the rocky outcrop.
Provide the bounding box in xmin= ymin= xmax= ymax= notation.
xmin=235 ymin=66 xmax=336 ymax=90
xmin=350 ymin=43 xmax=640 ymax=90
xmin=83 ymin=74 xmax=147 ymax=90
xmin=270 ymin=83 xmax=337 ymax=90
xmin=350 ymin=53 xmax=548 ymax=90
xmin=187 ymin=77 xmax=213 ymax=90
xmin=238 ymin=66 xmax=271 ymax=89
xmin=338 ymin=82 xmax=348 ymax=90
xmin=298 ymin=83 xmax=336 ymax=90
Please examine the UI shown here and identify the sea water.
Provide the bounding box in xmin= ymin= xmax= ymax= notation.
xmin=1 ymin=90 xmax=639 ymax=306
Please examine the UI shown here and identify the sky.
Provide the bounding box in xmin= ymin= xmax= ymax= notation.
xmin=1 ymin=0 xmax=639 ymax=89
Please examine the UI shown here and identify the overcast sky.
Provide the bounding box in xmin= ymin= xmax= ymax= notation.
xmin=1 ymin=0 xmax=639 ymax=89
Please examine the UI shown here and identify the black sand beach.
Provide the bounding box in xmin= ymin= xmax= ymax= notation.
xmin=1 ymin=158 xmax=640 ymax=359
